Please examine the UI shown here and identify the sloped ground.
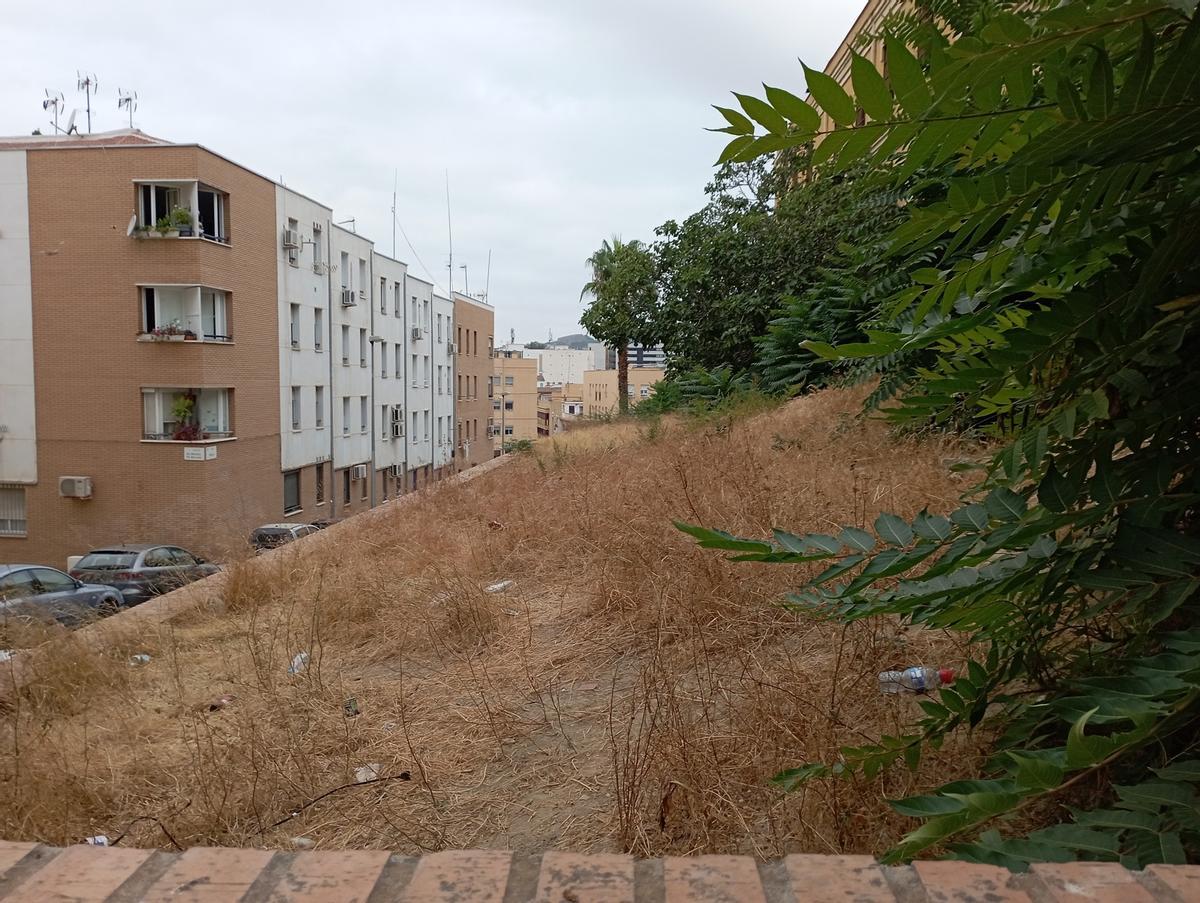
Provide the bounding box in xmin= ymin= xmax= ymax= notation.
xmin=0 ymin=386 xmax=989 ymax=857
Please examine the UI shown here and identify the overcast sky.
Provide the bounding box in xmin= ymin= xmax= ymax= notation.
xmin=2 ymin=0 xmax=861 ymax=342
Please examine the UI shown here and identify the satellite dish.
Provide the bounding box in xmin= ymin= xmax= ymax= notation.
xmin=126 ymin=214 xmax=138 ymax=237
xmin=65 ymin=109 xmax=78 ymax=135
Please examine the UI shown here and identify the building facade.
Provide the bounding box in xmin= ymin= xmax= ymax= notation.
xmin=453 ymin=291 xmax=495 ymax=468
xmin=491 ymin=352 xmax=538 ymax=446
xmin=0 ymin=130 xmax=494 ymax=566
xmin=583 ymin=368 xmax=666 ymax=417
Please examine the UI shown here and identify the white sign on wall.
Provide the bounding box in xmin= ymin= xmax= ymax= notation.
xmin=183 ymin=447 xmax=204 ymax=461
xmin=205 ymin=446 xmax=217 ymax=460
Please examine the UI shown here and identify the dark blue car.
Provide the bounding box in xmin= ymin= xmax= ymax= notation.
xmin=0 ymin=564 xmax=123 ymax=627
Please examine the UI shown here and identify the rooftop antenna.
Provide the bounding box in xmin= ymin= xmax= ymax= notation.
xmin=335 ymin=217 xmax=356 ymax=233
xmin=510 ymin=327 xmax=516 ymax=345
xmin=42 ymin=90 xmax=65 ymax=134
xmin=459 ymin=264 xmax=469 ymax=296
xmin=76 ymin=71 xmax=98 ymax=133
xmin=445 ymin=170 xmax=454 ymax=296
xmin=483 ymin=249 xmax=492 ymax=303
xmin=391 ymin=169 xmax=397 ymax=258
xmin=117 ymin=88 xmax=137 ymax=128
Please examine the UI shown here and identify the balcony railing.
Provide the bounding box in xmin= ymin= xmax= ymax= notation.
xmin=143 ymin=430 xmax=234 ymax=442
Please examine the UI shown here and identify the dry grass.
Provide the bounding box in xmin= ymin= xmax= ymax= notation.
xmin=0 ymin=385 xmax=990 ymax=856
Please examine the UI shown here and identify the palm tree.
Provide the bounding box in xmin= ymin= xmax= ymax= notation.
xmin=581 ymin=236 xmax=657 ymax=414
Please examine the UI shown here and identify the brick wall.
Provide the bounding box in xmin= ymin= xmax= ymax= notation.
xmin=11 ymin=145 xmax=282 ymax=565
xmin=0 ymin=844 xmax=1196 ymax=902
xmin=453 ymin=294 xmax=495 ymax=467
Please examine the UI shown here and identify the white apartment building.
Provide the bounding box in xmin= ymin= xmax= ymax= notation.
xmin=522 ymin=346 xmax=593 ymax=387
xmin=330 ymin=225 xmax=375 ymax=510
xmin=372 ymin=252 xmax=410 ymax=501
xmin=404 ymin=275 xmax=436 ymax=488
xmin=432 ymin=292 xmax=456 ymax=472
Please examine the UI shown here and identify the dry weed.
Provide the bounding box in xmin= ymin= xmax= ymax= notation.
xmin=0 ymin=385 xmax=990 ymax=857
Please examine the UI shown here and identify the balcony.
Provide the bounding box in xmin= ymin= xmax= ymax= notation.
xmin=141 ymin=388 xmax=234 ymax=443
xmin=133 ymin=180 xmax=229 ymax=244
xmin=139 ymin=287 xmax=232 ymax=344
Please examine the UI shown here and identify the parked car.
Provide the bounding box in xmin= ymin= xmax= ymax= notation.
xmin=249 ymin=523 xmax=322 ymax=552
xmin=0 ymin=564 xmax=123 ymax=627
xmin=69 ymin=544 xmax=220 ymax=605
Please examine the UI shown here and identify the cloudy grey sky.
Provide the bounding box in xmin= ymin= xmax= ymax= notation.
xmin=2 ymin=0 xmax=860 ymax=341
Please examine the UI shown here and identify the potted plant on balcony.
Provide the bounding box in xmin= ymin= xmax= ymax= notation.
xmin=170 ymin=394 xmax=202 ymax=441
xmin=154 ymin=216 xmax=176 ymax=238
xmin=149 ymin=321 xmax=188 ymax=342
xmin=169 ymin=206 xmax=194 ymax=237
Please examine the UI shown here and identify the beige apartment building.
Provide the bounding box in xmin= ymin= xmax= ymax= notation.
xmin=491 ymin=352 xmax=538 ymax=446
xmin=453 ymin=291 xmax=494 ymax=467
xmin=537 ymin=387 xmax=563 ymax=437
xmin=0 ymin=129 xmax=494 ymax=567
xmin=583 ymin=368 xmax=665 ymax=417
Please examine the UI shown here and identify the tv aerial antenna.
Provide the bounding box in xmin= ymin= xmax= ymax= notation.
xmin=42 ymin=90 xmax=65 ymax=134
xmin=76 ymin=71 xmax=98 ymax=133
xmin=117 ymin=88 xmax=137 ymax=128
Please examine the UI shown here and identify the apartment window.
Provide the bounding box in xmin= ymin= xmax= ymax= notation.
xmin=504 ymin=425 xmax=514 ymax=436
xmin=291 ymin=386 xmax=302 ymax=430
xmin=342 ymin=325 xmax=350 ymax=366
xmin=360 ymin=396 xmax=368 ymax=434
xmin=488 ymin=377 xmax=494 ymax=399
xmin=411 ymin=354 xmax=419 ymax=387
xmin=640 ymin=385 xmax=651 ymax=398
xmin=361 ymin=467 xmax=369 ymax=501
xmin=472 ymin=376 xmax=477 ymax=398
xmin=424 ymin=410 xmax=430 ymax=439
xmin=394 ymin=344 xmax=402 ymax=379
xmin=457 ymin=374 xmax=462 ymax=398
xmin=380 ymin=343 xmax=388 ymax=378
xmin=436 ymin=314 xmax=442 ymax=343
xmin=315 ymin=385 xmax=325 ymax=429
xmin=198 ymin=290 xmax=230 ymax=341
xmin=283 ymin=471 xmax=301 ymax=514
xmin=437 ymin=365 xmax=443 ymax=395
xmin=343 ymin=468 xmax=351 ymax=504
xmin=505 ymin=376 xmax=514 ymax=386
xmin=423 ymin=299 xmax=429 ymax=327
xmin=457 ymin=326 xmax=462 ymax=350
xmin=380 ymin=277 xmax=387 ymax=315
xmin=360 ymin=329 xmax=368 ymax=367
xmin=411 ymin=410 xmax=418 ymax=440
xmin=0 ymin=485 xmax=27 ymax=536
xmin=473 ymin=330 xmax=478 ymax=356
xmin=488 ymin=335 xmax=494 ymax=356
xmin=504 ymin=400 xmax=514 ymax=411
xmin=340 ymin=252 xmax=351 ymax=290
xmin=289 ymin=304 xmax=301 ymax=348
xmin=412 ymin=296 xmax=419 ymax=323
xmin=493 ymin=399 xmax=500 ymax=411
xmin=358 ymin=259 xmax=367 ymax=298
xmin=312 ymin=224 xmax=323 ymax=272
xmin=394 ymin=283 xmax=401 ymax=317
xmin=423 ymin=356 xmax=430 ymax=387
xmin=342 ymin=396 xmax=350 ymax=436
xmin=137 ymin=182 xmax=183 ymax=230
xmin=286 ymin=218 xmax=299 ymax=266
xmin=382 ymin=405 xmax=390 ymax=439
xmin=315 ymin=463 xmax=325 ymax=504
xmin=314 ymin=308 xmax=324 ymax=351
xmin=141 ymin=388 xmax=232 ymax=440
xmin=197 ymin=186 xmax=228 ymax=242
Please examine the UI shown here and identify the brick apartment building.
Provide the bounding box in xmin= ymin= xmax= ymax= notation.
xmin=0 ymin=129 xmax=493 ymax=566
xmin=452 ymin=291 xmax=495 ymax=469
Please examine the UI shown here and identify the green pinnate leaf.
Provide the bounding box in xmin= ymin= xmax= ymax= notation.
xmin=850 ymin=51 xmax=892 ymax=122
xmin=803 ymin=62 xmax=856 ymax=126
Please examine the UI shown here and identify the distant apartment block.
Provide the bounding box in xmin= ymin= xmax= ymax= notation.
xmin=491 ymin=351 xmax=538 ymax=447
xmin=583 ymin=368 xmax=665 ymax=417
xmin=0 ymin=129 xmax=493 ymax=566
xmin=603 ymin=343 xmax=667 ymax=370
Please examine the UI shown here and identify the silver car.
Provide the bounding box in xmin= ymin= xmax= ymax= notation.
xmin=70 ymin=544 xmax=220 ymax=605
xmin=0 ymin=564 xmax=123 ymax=627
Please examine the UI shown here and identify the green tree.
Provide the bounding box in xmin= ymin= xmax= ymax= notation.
xmin=686 ymin=0 xmax=1200 ymax=867
xmin=581 ymin=237 xmax=658 ymax=414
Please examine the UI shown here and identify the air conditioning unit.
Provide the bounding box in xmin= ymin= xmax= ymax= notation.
xmin=59 ymin=476 xmax=93 ymax=499
xmin=411 ymin=327 xmax=426 ymax=341
xmin=446 ymin=342 xmax=457 ymax=354
xmin=341 ymin=289 xmax=356 ymax=306
xmin=351 ymin=464 xmax=368 ymax=481
xmin=312 ymin=262 xmax=325 ymax=275
xmin=282 ymin=229 xmax=300 ymax=249
xmin=391 ymin=420 xmax=404 ymax=439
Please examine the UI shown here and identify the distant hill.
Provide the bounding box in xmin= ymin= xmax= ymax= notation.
xmin=554 ymin=333 xmax=595 ymax=349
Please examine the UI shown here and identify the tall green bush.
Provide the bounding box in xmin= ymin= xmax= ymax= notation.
xmin=685 ymin=0 xmax=1200 ymax=866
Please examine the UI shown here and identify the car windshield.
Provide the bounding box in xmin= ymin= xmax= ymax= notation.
xmin=77 ymin=553 xmax=137 ymax=569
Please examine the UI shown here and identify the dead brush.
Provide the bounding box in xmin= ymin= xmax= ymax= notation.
xmin=0 ymin=384 xmax=991 ymax=856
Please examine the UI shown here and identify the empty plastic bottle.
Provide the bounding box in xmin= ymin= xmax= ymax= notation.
xmin=879 ymin=666 xmax=955 ymax=694
xmin=288 ymin=651 xmax=310 ymax=675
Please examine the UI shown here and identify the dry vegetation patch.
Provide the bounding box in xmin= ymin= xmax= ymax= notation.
xmin=0 ymin=386 xmax=991 ymax=856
